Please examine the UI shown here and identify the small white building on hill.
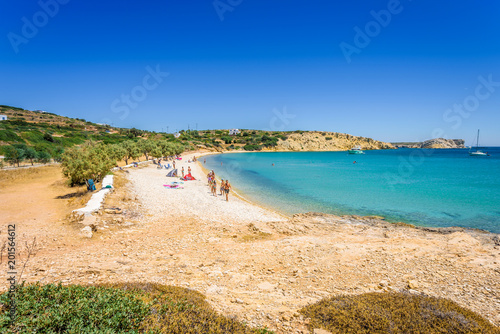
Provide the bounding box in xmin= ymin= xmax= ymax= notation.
xmin=229 ymin=129 xmax=240 ymax=135
xmin=0 ymin=115 xmax=7 ymax=121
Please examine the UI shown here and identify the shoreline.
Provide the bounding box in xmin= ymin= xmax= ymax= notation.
xmin=195 ymin=150 xmax=499 ymax=236
xmin=126 ymin=160 xmax=500 ymax=329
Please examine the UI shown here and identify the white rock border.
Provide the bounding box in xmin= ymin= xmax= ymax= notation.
xmin=74 ymin=160 xmax=153 ymax=216
xmin=73 ymin=174 xmax=114 ymax=216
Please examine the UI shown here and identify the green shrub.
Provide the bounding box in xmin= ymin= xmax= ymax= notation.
xmin=43 ymin=132 xmax=54 ymax=142
xmin=61 ymin=141 xmax=116 ymax=185
xmin=300 ymin=292 xmax=498 ymax=334
xmin=325 ymin=137 xmax=332 ymax=140
xmin=0 ymin=283 xmax=149 ymax=333
xmin=243 ymin=144 xmax=262 ymax=151
xmin=221 ymin=136 xmax=233 ymax=144
xmin=0 ymin=283 xmax=273 ymax=334
xmin=0 ymin=130 xmax=23 ymax=142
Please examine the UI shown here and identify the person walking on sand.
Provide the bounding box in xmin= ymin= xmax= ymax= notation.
xmin=188 ymin=166 xmax=191 ymax=175
xmin=181 ymin=167 xmax=185 ymax=178
xmin=212 ymin=178 xmax=217 ymax=196
xmin=224 ymin=180 xmax=231 ymax=201
xmin=173 ymin=160 xmax=176 ymax=169
xmin=219 ymin=179 xmax=224 ymax=196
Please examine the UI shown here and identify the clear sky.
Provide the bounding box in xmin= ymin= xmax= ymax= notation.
xmin=1 ymin=0 xmax=499 ymax=145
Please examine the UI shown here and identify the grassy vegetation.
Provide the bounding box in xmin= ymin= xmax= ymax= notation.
xmin=0 ymin=107 xmax=292 ymax=160
xmin=0 ymin=283 xmax=273 ymax=334
xmin=299 ymin=292 xmax=499 ymax=334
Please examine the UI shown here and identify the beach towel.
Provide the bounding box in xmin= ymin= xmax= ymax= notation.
xmin=183 ymin=173 xmax=195 ymax=181
xmin=163 ymin=184 xmax=183 ymax=189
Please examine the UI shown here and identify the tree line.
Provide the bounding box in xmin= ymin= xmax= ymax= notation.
xmin=1 ymin=143 xmax=56 ymax=167
xmin=60 ymin=139 xmax=186 ymax=185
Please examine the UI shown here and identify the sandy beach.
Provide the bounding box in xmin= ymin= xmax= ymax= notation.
xmin=2 ymin=152 xmax=499 ymax=333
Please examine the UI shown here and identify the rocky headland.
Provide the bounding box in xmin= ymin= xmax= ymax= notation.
xmin=392 ymin=138 xmax=465 ymax=149
xmin=269 ymin=131 xmax=394 ymax=151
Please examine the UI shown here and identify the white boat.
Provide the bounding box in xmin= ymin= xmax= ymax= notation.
xmin=348 ymin=146 xmax=365 ymax=154
xmin=469 ymin=130 xmax=489 ymax=156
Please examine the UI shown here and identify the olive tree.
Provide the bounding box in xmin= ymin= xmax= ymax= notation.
xmin=121 ymin=140 xmax=140 ymax=165
xmin=4 ymin=145 xmax=26 ymax=167
xmin=61 ymin=142 xmax=116 ymax=186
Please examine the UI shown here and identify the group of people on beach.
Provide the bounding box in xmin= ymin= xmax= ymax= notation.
xmin=207 ymin=170 xmax=231 ymax=201
xmin=181 ymin=166 xmax=191 ymax=178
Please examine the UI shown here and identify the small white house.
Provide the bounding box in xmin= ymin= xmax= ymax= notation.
xmin=174 ymin=133 xmax=181 ymax=138
xmin=229 ymin=129 xmax=240 ymax=136
xmin=0 ymin=115 xmax=7 ymax=121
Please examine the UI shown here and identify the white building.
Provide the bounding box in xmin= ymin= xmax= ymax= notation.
xmin=229 ymin=129 xmax=240 ymax=135
xmin=0 ymin=115 xmax=7 ymax=121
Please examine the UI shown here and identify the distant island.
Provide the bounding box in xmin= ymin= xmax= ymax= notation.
xmin=391 ymin=138 xmax=465 ymax=149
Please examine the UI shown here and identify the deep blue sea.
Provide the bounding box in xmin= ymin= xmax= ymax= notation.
xmin=204 ymin=148 xmax=500 ymax=233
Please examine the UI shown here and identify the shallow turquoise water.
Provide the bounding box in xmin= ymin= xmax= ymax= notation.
xmin=204 ymin=148 xmax=500 ymax=233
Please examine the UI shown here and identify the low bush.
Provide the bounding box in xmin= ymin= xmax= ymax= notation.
xmin=299 ymin=292 xmax=498 ymax=334
xmin=0 ymin=283 xmax=273 ymax=334
xmin=243 ymin=144 xmax=262 ymax=151
xmin=0 ymin=130 xmax=23 ymax=143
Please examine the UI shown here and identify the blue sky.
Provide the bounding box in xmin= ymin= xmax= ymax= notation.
xmin=1 ymin=0 xmax=499 ymax=145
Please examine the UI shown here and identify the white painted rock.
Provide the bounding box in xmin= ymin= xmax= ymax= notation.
xmin=80 ymin=226 xmax=93 ymax=238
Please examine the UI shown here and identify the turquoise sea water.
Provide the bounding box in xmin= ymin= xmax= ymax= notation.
xmin=204 ymin=148 xmax=500 ymax=233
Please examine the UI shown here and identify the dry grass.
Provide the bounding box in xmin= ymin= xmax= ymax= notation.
xmin=300 ymin=292 xmax=500 ymax=334
xmin=0 ymin=165 xmax=59 ymax=187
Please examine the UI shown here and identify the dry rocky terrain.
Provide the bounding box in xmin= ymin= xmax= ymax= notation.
xmin=1 ymin=159 xmax=499 ymax=333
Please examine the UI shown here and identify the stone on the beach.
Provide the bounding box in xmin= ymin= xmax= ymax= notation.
xmin=206 ymin=284 xmax=223 ymax=294
xmin=314 ymin=329 xmax=333 ymax=334
xmin=80 ymin=215 xmax=97 ymax=227
xmin=80 ymin=226 xmax=93 ymax=238
xmin=408 ymin=280 xmax=419 ymax=289
xmin=257 ymin=281 xmax=275 ymax=291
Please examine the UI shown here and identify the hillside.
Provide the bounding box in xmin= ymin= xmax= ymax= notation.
xmin=0 ymin=105 xmax=138 ymax=156
xmin=0 ymin=105 xmax=393 ymax=160
xmin=272 ymin=131 xmax=393 ymax=151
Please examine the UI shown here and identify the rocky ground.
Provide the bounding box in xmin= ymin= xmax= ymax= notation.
xmin=2 ymin=158 xmax=499 ymax=333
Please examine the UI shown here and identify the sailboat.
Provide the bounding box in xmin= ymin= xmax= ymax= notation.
xmin=469 ymin=130 xmax=489 ymax=156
